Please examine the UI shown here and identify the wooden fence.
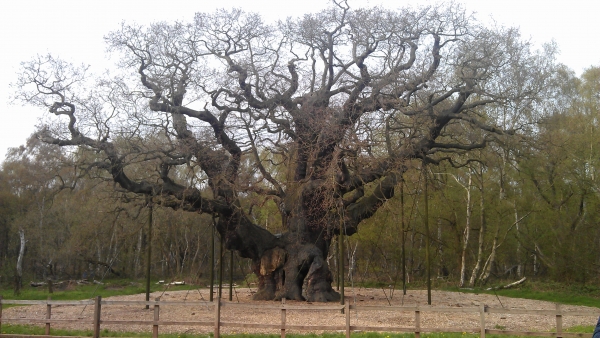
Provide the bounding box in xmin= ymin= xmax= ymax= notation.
xmin=0 ymin=295 xmax=598 ymax=338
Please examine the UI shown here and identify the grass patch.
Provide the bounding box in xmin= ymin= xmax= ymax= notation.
xmin=0 ymin=327 xmax=482 ymax=338
xmin=0 ymin=324 xmax=570 ymax=338
xmin=0 ymin=279 xmax=199 ymax=302
xmin=565 ymin=325 xmax=595 ymax=333
xmin=447 ymin=280 xmax=600 ymax=308
xmin=1 ymin=323 xmax=150 ymax=337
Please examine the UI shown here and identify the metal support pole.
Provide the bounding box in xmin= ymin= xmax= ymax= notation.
xmin=424 ymin=166 xmax=431 ymax=305
xmin=145 ymin=201 xmax=153 ymax=310
xmin=210 ymin=222 xmax=215 ymax=302
xmin=401 ymin=179 xmax=406 ymax=295
xmin=229 ymin=250 xmax=234 ymax=301
xmin=339 ymin=217 xmax=345 ymax=310
xmin=218 ymin=234 xmax=224 ymax=300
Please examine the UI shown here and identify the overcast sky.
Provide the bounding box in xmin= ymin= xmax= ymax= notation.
xmin=1 ymin=0 xmax=599 ymax=161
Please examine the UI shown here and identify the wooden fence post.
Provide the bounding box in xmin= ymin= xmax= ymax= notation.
xmin=46 ymin=296 xmax=52 ymax=335
xmin=415 ymin=308 xmax=421 ymax=338
xmin=0 ymin=295 xmax=3 ymax=334
xmin=556 ymin=303 xmax=563 ymax=338
xmin=345 ymin=302 xmax=350 ymax=338
xmin=153 ymin=297 xmax=160 ymax=338
xmin=214 ymin=298 xmax=221 ymax=338
xmin=479 ymin=305 xmax=486 ymax=338
xmin=93 ymin=296 xmax=102 ymax=338
xmin=281 ymin=298 xmax=286 ymax=338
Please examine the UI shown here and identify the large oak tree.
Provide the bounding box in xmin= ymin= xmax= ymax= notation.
xmin=15 ymin=2 xmax=554 ymax=301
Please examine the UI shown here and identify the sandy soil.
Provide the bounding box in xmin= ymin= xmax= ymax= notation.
xmin=4 ymin=287 xmax=599 ymax=335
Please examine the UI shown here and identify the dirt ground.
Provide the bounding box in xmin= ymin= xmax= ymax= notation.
xmin=4 ymin=287 xmax=599 ymax=335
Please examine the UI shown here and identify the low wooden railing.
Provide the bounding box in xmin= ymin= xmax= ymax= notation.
xmin=1 ymin=295 xmax=598 ymax=338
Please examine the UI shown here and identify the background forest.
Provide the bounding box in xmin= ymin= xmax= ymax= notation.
xmin=1 ymin=64 xmax=598 ymax=291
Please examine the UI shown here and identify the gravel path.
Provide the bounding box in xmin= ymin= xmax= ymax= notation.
xmin=4 ymin=287 xmax=599 ymax=335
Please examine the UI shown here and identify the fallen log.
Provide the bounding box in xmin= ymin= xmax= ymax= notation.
xmin=486 ymin=277 xmax=526 ymax=291
xmin=84 ymin=258 xmax=121 ymax=276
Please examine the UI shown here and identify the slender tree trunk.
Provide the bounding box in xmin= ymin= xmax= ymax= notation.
xmin=514 ymin=203 xmax=523 ymax=278
xmin=409 ymin=208 xmax=417 ymax=284
xmin=37 ymin=196 xmax=45 ymax=264
xmin=181 ymin=227 xmax=189 ymax=276
xmin=437 ymin=218 xmax=444 ymax=278
xmin=459 ymin=172 xmax=473 ymax=288
xmin=348 ymin=242 xmax=357 ymax=281
xmin=135 ymin=229 xmax=143 ymax=279
xmin=192 ymin=231 xmax=201 ymax=278
xmin=479 ymin=227 xmax=499 ymax=284
xmin=533 ymin=247 xmax=538 ymax=276
xmin=469 ymin=171 xmax=486 ymax=287
xmin=108 ymin=224 xmax=116 ymax=272
xmin=15 ymin=228 xmax=25 ymax=295
xmin=95 ymin=229 xmax=102 ymax=275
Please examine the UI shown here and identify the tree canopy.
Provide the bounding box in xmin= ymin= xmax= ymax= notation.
xmin=13 ymin=2 xmax=557 ymax=301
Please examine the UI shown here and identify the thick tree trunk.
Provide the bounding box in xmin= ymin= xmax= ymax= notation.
xmin=215 ymin=181 xmax=343 ymax=302
xmin=251 ymin=238 xmax=340 ymax=302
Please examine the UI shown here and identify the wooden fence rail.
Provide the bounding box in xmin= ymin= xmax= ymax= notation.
xmin=0 ymin=295 xmax=598 ymax=338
